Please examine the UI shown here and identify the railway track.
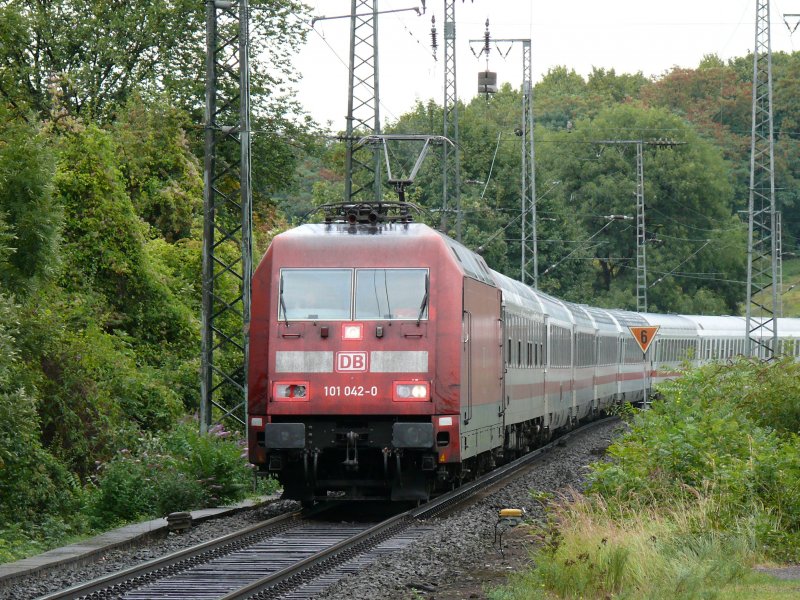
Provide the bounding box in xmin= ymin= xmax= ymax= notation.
xmin=38 ymin=417 xmax=613 ymax=600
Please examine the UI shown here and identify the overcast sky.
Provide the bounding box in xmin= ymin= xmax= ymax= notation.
xmin=292 ymin=0 xmax=800 ymax=128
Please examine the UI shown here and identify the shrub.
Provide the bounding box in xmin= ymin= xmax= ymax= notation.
xmin=0 ymin=295 xmax=79 ymax=523
xmin=588 ymin=358 xmax=800 ymax=560
xmin=162 ymin=421 xmax=252 ymax=504
xmin=90 ymin=420 xmax=253 ymax=527
xmin=89 ymin=449 xmax=206 ymax=525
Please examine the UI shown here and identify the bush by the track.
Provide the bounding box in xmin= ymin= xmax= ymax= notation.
xmin=589 ymin=356 xmax=800 ymax=560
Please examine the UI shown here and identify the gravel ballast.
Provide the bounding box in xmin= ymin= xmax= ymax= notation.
xmin=316 ymin=419 xmax=622 ymax=600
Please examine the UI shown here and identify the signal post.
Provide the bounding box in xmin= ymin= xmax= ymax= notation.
xmin=629 ymin=325 xmax=659 ymax=407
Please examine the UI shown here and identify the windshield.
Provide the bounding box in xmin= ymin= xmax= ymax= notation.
xmin=279 ymin=269 xmax=352 ymax=320
xmin=355 ymin=269 xmax=428 ymax=320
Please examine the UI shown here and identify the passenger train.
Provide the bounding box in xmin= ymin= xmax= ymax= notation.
xmin=246 ymin=203 xmax=800 ymax=503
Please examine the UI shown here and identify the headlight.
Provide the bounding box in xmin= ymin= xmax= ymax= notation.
xmin=393 ymin=381 xmax=430 ymax=401
xmin=273 ymin=382 xmax=308 ymax=400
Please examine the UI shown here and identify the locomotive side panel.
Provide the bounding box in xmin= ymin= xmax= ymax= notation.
xmin=459 ymin=277 xmax=504 ymax=460
xmin=248 ymin=249 xmax=276 ymax=468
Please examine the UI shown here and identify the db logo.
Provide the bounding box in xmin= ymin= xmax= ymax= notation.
xmin=336 ymin=351 xmax=368 ymax=372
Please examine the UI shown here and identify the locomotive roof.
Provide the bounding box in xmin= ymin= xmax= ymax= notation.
xmin=280 ymin=222 xmax=441 ymax=239
xmin=278 ymin=223 xmax=496 ymax=285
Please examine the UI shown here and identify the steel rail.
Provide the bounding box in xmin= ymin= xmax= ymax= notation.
xmin=222 ymin=416 xmax=617 ymax=600
xmin=37 ymin=510 xmax=304 ymax=600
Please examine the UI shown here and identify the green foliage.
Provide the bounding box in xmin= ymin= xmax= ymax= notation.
xmin=16 ymin=284 xmax=186 ymax=476
xmin=0 ymin=2 xmax=314 ymax=565
xmin=589 ymin=358 xmax=800 ymax=560
xmin=112 ymin=96 xmax=202 ymax=242
xmin=0 ymin=103 xmax=60 ymax=294
xmin=54 ymin=124 xmax=197 ymax=352
xmin=0 ymin=293 xmax=86 ymax=548
xmin=490 ymin=497 xmax=756 ymax=600
xmin=55 ymin=125 xmax=148 ymax=302
xmin=90 ymin=420 xmax=254 ymax=527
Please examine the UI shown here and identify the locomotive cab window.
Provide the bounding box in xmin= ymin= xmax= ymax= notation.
xmin=355 ymin=269 xmax=429 ymax=320
xmin=279 ymin=269 xmax=352 ymax=320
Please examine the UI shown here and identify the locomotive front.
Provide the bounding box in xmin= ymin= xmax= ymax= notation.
xmin=247 ymin=222 xmax=462 ymax=502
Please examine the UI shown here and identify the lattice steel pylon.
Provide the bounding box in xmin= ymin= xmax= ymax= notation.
xmin=441 ymin=0 xmax=461 ymax=239
xmin=201 ymin=0 xmax=253 ymax=432
xmin=635 ymin=141 xmax=646 ymax=312
xmin=344 ymin=0 xmax=382 ymax=203
xmin=520 ymin=40 xmax=537 ymax=288
xmin=745 ymin=0 xmax=779 ymax=358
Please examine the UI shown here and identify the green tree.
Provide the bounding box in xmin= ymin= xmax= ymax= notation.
xmin=54 ymin=124 xmax=195 ymax=347
xmin=586 ymin=67 xmax=649 ymax=105
xmin=0 ymin=104 xmax=61 ymax=295
xmin=533 ymin=66 xmax=590 ymax=130
xmin=0 ymin=293 xmax=79 ymax=530
xmin=642 ymin=52 xmax=800 ymax=249
xmin=540 ymin=104 xmax=743 ymax=312
xmin=0 ymin=0 xmax=308 ymax=122
xmin=111 ymin=96 xmax=203 ymax=242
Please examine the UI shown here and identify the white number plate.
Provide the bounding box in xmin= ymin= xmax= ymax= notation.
xmin=324 ymin=385 xmax=379 ymax=398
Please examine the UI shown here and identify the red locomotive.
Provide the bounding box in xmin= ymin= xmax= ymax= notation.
xmin=248 ymin=204 xmax=504 ymax=502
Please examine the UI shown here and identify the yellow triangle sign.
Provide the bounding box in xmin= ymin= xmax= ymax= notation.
xmin=629 ymin=326 xmax=659 ymax=353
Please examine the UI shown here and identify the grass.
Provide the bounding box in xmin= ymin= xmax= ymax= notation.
xmin=488 ymin=492 xmax=789 ymax=600
xmin=717 ymin=572 xmax=800 ymax=599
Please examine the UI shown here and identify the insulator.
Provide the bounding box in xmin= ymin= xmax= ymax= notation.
xmin=484 ymin=18 xmax=490 ymax=55
xmin=431 ymin=15 xmax=438 ymax=55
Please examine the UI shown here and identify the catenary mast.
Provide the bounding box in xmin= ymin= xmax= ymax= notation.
xmin=745 ymin=0 xmax=779 ymax=358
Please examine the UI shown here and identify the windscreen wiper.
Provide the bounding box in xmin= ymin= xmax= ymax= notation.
xmin=279 ymin=274 xmax=289 ymax=326
xmin=416 ymin=273 xmax=429 ymax=326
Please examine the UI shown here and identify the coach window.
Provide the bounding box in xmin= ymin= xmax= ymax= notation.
xmin=355 ymin=269 xmax=428 ymax=320
xmin=279 ymin=269 xmax=352 ymax=320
